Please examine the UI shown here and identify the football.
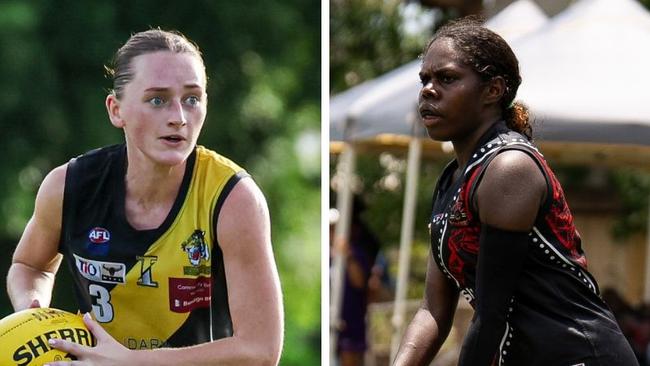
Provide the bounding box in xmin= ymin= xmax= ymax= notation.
xmin=0 ymin=308 xmax=94 ymax=366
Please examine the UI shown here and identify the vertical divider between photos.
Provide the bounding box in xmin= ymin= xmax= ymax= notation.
xmin=390 ymin=115 xmax=423 ymax=363
xmin=643 ymin=196 xmax=650 ymax=304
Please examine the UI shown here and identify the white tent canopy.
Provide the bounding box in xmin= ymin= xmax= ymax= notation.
xmin=330 ymin=0 xmax=650 ymax=146
xmin=514 ymin=0 xmax=650 ymax=145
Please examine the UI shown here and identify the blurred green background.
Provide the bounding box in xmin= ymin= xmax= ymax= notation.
xmin=0 ymin=1 xmax=320 ymax=364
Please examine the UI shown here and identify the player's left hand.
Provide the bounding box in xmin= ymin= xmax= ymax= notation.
xmin=45 ymin=313 xmax=134 ymax=366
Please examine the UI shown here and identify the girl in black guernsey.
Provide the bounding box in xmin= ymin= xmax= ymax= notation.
xmin=392 ymin=18 xmax=638 ymax=366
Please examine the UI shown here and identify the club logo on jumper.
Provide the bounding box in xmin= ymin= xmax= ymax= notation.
xmin=448 ymin=195 xmax=469 ymax=226
xmin=86 ymin=227 xmax=111 ymax=255
xmin=136 ymin=256 xmax=158 ymax=288
xmin=181 ymin=230 xmax=210 ymax=275
xmin=168 ymin=276 xmax=212 ymax=313
xmin=73 ymin=254 xmax=125 ymax=284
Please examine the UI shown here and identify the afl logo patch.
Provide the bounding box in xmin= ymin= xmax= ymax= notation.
xmin=88 ymin=227 xmax=110 ymax=244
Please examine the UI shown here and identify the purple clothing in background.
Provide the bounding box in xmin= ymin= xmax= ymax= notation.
xmin=338 ymin=223 xmax=379 ymax=353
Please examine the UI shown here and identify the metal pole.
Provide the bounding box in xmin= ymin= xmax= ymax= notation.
xmin=330 ymin=144 xmax=356 ymax=365
xmin=389 ymin=135 xmax=422 ymax=362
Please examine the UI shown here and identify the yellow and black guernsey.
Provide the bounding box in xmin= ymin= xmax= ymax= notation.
xmin=59 ymin=144 xmax=247 ymax=349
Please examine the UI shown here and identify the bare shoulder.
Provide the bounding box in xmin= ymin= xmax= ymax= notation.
xmin=216 ymin=177 xmax=270 ymax=249
xmin=37 ymin=164 xmax=68 ymax=206
xmin=476 ymin=150 xmax=546 ymax=230
xmin=219 ymin=177 xmax=269 ymax=224
xmin=12 ymin=163 xmax=68 ymax=269
xmin=481 ymin=150 xmax=545 ymax=189
xmin=227 ymin=177 xmax=267 ymax=207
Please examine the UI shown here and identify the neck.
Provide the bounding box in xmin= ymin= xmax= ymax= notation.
xmin=124 ymin=151 xmax=187 ymax=211
xmin=452 ymin=114 xmax=502 ymax=169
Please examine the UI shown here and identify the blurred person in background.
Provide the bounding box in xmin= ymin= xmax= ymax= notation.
xmin=6 ymin=29 xmax=283 ymax=365
xmin=368 ymin=250 xmax=393 ymax=305
xmin=331 ymin=197 xmax=381 ymax=366
xmin=392 ymin=17 xmax=637 ymax=366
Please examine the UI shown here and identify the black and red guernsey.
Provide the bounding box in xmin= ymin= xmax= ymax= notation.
xmin=429 ymin=121 xmax=637 ymax=365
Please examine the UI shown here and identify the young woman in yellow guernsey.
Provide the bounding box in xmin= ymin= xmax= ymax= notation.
xmin=7 ymin=29 xmax=283 ymax=365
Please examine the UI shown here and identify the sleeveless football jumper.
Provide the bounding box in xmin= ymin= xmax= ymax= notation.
xmin=429 ymin=122 xmax=637 ymax=365
xmin=59 ymin=144 xmax=248 ymax=349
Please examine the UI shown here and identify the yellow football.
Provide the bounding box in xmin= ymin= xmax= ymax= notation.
xmin=0 ymin=308 xmax=94 ymax=366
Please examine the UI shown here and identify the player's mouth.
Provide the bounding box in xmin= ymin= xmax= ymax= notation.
xmin=160 ymin=135 xmax=186 ymax=144
xmin=418 ymin=104 xmax=443 ymax=126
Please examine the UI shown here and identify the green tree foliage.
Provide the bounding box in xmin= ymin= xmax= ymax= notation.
xmin=611 ymin=169 xmax=650 ymax=239
xmin=643 ymin=0 xmax=650 ymax=10
xmin=330 ymin=0 xmax=434 ymax=93
xmin=0 ymin=1 xmax=320 ymax=364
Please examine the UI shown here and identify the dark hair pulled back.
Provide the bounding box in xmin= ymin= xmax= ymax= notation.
xmin=105 ymin=28 xmax=204 ymax=99
xmin=425 ymin=17 xmax=532 ymax=139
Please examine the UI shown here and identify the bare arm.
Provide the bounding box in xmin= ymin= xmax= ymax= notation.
xmin=49 ymin=177 xmax=284 ymax=366
xmin=7 ymin=164 xmax=67 ymax=311
xmin=393 ymin=255 xmax=459 ymax=366
xmin=144 ymin=177 xmax=283 ymax=365
xmin=475 ymin=150 xmax=546 ymax=231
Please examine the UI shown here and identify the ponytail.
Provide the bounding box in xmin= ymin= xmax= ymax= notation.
xmin=504 ymin=101 xmax=532 ymax=141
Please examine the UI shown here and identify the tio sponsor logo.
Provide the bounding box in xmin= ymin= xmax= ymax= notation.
xmin=73 ymin=254 xmax=125 ymax=284
xmin=78 ymin=259 xmax=99 ymax=277
xmin=88 ymin=227 xmax=110 ymax=244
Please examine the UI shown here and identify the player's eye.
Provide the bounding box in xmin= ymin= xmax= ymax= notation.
xmin=184 ymin=95 xmax=200 ymax=106
xmin=439 ymin=74 xmax=456 ymax=84
xmin=148 ymin=97 xmax=165 ymax=106
xmin=440 ymin=75 xmax=456 ymax=84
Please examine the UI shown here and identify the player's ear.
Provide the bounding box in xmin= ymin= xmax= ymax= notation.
xmin=106 ymin=93 xmax=125 ymax=128
xmin=482 ymin=76 xmax=506 ymax=105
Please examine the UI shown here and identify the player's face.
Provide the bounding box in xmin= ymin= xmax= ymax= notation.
xmin=111 ymin=51 xmax=207 ymax=166
xmin=418 ymin=38 xmax=486 ymax=142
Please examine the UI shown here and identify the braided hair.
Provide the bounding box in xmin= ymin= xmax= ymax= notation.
xmin=424 ymin=17 xmax=532 ymax=139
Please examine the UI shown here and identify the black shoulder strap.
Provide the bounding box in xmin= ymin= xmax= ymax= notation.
xmin=430 ymin=159 xmax=458 ymax=213
xmin=59 ymin=156 xmax=79 ymax=252
xmin=210 ymin=170 xmax=250 ymax=339
xmin=467 ymin=142 xmax=553 ymax=217
xmin=59 ymin=145 xmax=124 ymax=253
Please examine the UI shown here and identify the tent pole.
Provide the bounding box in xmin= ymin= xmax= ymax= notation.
xmin=330 ymin=143 xmax=357 ymax=365
xmin=390 ymin=136 xmax=422 ymax=362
